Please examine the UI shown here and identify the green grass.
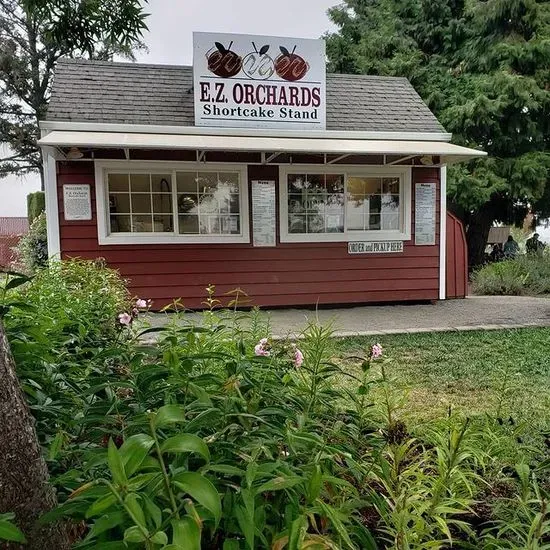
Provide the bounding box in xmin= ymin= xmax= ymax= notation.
xmin=334 ymin=328 xmax=550 ymax=439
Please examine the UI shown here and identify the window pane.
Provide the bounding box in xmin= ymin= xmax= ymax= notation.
xmin=229 ymin=195 xmax=240 ymax=214
xmin=110 ymin=215 xmax=130 ymax=232
xmin=131 ymin=193 xmax=152 ymax=214
xmin=289 ymin=214 xmax=306 ymax=233
xmin=200 ymin=215 xmax=221 ymax=234
xmin=177 ymin=172 xmax=197 ymax=193
xmin=151 ymin=174 xmax=172 ymax=193
xmin=130 ymin=174 xmax=150 ymax=192
xmin=307 ymin=215 xmax=325 ymax=233
xmin=178 ymin=194 xmax=198 ymax=214
xmin=326 ymin=174 xmax=344 ymax=193
xmin=288 ymin=174 xmax=306 ymax=192
xmin=152 ymin=193 xmax=173 ymax=214
xmin=326 ymin=214 xmax=344 ymax=233
xmin=306 ymin=174 xmax=324 ymax=192
xmin=110 ymin=194 xmax=130 ymax=213
xmin=179 ymin=215 xmax=199 ymax=234
xmin=368 ymin=214 xmax=381 ymax=230
xmin=131 ymin=215 xmax=154 ymax=232
xmin=220 ymin=215 xmax=240 ymax=234
xmin=289 ymin=195 xmax=306 ymax=213
xmin=197 ymin=172 xmax=218 ymax=194
xmin=287 ymin=173 xmax=344 ymax=234
xmin=199 ymin=194 xmax=219 ymax=214
xmin=153 ymin=215 xmax=173 ymax=232
xmin=109 ymin=173 xmax=129 ymax=192
xmin=383 ymin=178 xmax=400 ymax=194
xmin=218 ymin=172 xmax=239 ymax=193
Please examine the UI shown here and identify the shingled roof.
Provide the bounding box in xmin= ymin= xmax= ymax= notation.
xmin=46 ymin=58 xmax=446 ymax=134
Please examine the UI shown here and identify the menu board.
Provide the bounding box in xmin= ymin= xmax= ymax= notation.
xmin=63 ymin=184 xmax=92 ymax=221
xmin=415 ymin=182 xmax=436 ymax=245
xmin=252 ymin=180 xmax=276 ymax=247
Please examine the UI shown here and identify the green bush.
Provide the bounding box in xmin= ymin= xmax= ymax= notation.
xmin=17 ymin=212 xmax=48 ymax=272
xmin=27 ymin=191 xmax=45 ymax=224
xmin=18 ymin=258 xmax=132 ymax=343
xmin=2 ymin=278 xmax=549 ymax=548
xmin=471 ymin=254 xmax=550 ymax=295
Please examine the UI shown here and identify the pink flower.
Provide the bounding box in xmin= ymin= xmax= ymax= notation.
xmin=370 ymin=343 xmax=383 ymax=360
xmin=135 ymin=298 xmax=148 ymax=309
xmin=118 ymin=312 xmax=132 ymax=326
xmin=293 ymin=348 xmax=304 ymax=368
xmin=254 ymin=338 xmax=271 ymax=357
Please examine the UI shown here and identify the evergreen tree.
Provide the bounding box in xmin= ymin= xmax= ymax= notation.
xmin=326 ymin=0 xmax=550 ymax=266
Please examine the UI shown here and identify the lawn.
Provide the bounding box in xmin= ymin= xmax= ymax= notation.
xmin=334 ymin=327 xmax=550 ymax=440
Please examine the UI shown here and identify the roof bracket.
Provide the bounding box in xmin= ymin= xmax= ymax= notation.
xmin=124 ymin=148 xmax=130 ymax=160
xmin=328 ymin=153 xmax=350 ymax=165
xmin=264 ymin=152 xmax=280 ymax=164
xmin=197 ymin=150 xmax=206 ymax=163
xmin=387 ymin=154 xmax=417 ymax=166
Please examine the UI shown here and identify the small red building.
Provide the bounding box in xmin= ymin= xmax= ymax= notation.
xmin=39 ymin=33 xmax=484 ymax=309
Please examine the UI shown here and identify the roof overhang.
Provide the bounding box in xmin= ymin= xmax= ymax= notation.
xmin=39 ymin=128 xmax=485 ymax=165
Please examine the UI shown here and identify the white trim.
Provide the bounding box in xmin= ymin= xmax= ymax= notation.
xmin=43 ymin=147 xmax=61 ymax=257
xmin=95 ymin=161 xmax=250 ymax=245
xmin=439 ymin=165 xmax=447 ymax=300
xmin=40 ymin=120 xmax=453 ymax=142
xmin=278 ymin=165 xmax=412 ymax=243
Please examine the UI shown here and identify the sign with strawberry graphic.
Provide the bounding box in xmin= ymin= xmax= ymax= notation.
xmin=193 ymin=32 xmax=326 ymax=129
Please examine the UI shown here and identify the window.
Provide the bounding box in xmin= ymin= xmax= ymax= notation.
xmin=280 ymin=167 xmax=411 ymax=243
xmin=96 ymin=163 xmax=249 ymax=244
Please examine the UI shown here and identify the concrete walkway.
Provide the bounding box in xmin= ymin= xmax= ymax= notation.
xmin=147 ymin=295 xmax=550 ymax=338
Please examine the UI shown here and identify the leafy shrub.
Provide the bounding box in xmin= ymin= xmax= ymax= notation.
xmin=17 ymin=258 xmax=131 ymax=342
xmin=27 ymin=191 xmax=45 ymax=224
xmin=471 ymin=254 xmax=550 ymax=295
xmin=2 ymin=277 xmax=549 ymax=548
xmin=17 ymin=212 xmax=48 ymax=272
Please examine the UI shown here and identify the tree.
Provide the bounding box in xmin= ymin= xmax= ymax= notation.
xmin=0 ymin=0 xmax=149 ymax=186
xmin=0 ymin=320 xmax=69 ymax=549
xmin=326 ymin=0 xmax=550 ymax=266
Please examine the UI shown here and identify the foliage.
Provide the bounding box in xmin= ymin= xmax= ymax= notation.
xmin=0 ymin=0 xmax=149 ymax=181
xmin=325 ymin=0 xmax=550 ymax=265
xmin=471 ymin=254 xmax=550 ymax=295
xmin=16 ymin=211 xmax=48 ymax=271
xmin=27 ymin=190 xmax=45 ymax=223
xmin=0 ymin=512 xmax=27 ymax=543
xmin=1 ymin=271 xmax=550 ymax=547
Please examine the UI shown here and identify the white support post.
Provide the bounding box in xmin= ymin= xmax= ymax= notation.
xmin=439 ymin=165 xmax=447 ymax=300
xmin=43 ymin=147 xmax=61 ymax=258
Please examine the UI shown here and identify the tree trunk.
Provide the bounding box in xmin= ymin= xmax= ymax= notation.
xmin=466 ymin=204 xmax=494 ymax=269
xmin=0 ymin=323 xmax=69 ymax=549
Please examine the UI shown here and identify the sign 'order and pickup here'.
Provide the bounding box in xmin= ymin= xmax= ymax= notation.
xmin=193 ymin=32 xmax=326 ymax=129
xmin=348 ymin=241 xmax=404 ymax=254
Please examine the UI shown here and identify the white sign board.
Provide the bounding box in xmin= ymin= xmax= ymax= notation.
xmin=348 ymin=241 xmax=404 ymax=254
xmin=63 ymin=184 xmax=92 ymax=221
xmin=193 ymin=32 xmax=326 ymax=129
xmin=415 ymin=182 xmax=437 ymax=245
xmin=252 ymin=180 xmax=276 ymax=247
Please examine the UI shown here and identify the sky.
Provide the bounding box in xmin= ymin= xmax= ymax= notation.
xmin=0 ymin=0 xmax=337 ymax=217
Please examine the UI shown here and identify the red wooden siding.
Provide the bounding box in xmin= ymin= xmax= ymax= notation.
xmin=445 ymin=212 xmax=468 ymax=299
xmin=57 ymin=161 xmax=441 ymax=309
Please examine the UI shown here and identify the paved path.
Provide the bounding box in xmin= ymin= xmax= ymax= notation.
xmin=147 ymin=296 xmax=550 ymax=339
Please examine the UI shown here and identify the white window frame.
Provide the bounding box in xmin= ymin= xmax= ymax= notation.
xmin=95 ymin=161 xmax=250 ymax=245
xmin=279 ymin=165 xmax=412 ymax=243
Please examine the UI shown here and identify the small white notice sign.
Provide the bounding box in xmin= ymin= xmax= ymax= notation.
xmin=252 ymin=180 xmax=276 ymax=246
xmin=415 ymin=182 xmax=437 ymax=245
xmin=63 ymin=184 xmax=92 ymax=221
xmin=348 ymin=241 xmax=404 ymax=254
